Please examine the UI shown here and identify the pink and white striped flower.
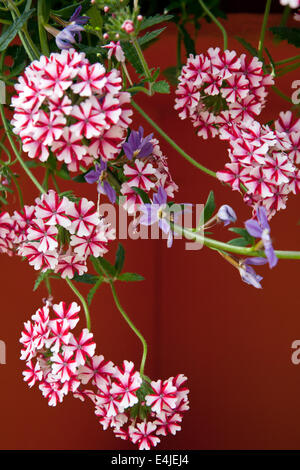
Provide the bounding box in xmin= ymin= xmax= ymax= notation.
xmin=145 ymin=379 xmax=178 ymax=414
xmin=67 ymin=198 xmax=99 ymax=237
xmin=66 ymin=329 xmax=96 ymax=366
xmin=78 ymin=355 xmax=116 ymax=389
xmin=124 ymin=160 xmax=156 ymax=191
xmin=27 ymin=219 xmax=58 ymax=253
xmin=51 ymin=349 xmax=78 ymax=383
xmin=23 ymin=360 xmax=43 ymax=388
xmin=35 ymin=190 xmax=71 ymax=228
xmin=129 ymin=422 xmax=160 ymax=450
xmin=52 ymin=301 xmax=80 ymax=330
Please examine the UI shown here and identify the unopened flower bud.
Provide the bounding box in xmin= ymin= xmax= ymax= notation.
xmin=103 ymin=32 xmax=109 ymax=40
xmin=121 ymin=19 xmax=134 ymax=34
xmin=104 ymin=6 xmax=109 ymax=12
xmin=217 ymin=205 xmax=237 ymax=226
xmin=137 ymin=15 xmax=143 ymax=21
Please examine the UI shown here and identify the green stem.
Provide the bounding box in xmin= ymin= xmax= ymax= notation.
xmin=10 ymin=171 xmax=24 ymax=207
xmin=279 ymin=5 xmax=290 ymax=27
xmin=37 ymin=0 xmax=50 ymax=56
xmin=110 ymin=281 xmax=148 ymax=377
xmin=173 ymin=223 xmax=300 ymax=260
xmin=258 ymin=0 xmax=272 ymax=58
xmin=198 ymin=0 xmax=228 ymax=50
xmin=0 ymin=104 xmax=46 ymax=194
xmin=132 ymin=38 xmax=153 ymax=95
xmin=65 ymin=278 xmax=91 ymax=330
xmin=131 ymin=100 xmax=217 ymax=178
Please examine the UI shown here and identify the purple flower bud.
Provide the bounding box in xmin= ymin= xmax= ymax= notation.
xmin=217 ymin=205 xmax=237 ymax=226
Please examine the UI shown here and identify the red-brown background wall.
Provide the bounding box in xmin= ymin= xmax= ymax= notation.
xmin=1 ymin=14 xmax=300 ymax=450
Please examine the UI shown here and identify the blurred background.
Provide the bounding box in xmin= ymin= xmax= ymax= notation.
xmin=1 ymin=2 xmax=300 ymax=450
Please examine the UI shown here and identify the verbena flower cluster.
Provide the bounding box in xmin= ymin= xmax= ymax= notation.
xmin=216 ymin=114 xmax=299 ymax=218
xmin=20 ymin=301 xmax=189 ymax=450
xmin=175 ymin=48 xmax=274 ymax=139
xmin=0 ymin=190 xmax=115 ymax=277
xmin=11 ymin=48 xmax=132 ymax=172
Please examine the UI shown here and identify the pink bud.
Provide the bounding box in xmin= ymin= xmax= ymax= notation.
xmin=121 ymin=19 xmax=134 ymax=34
xmin=104 ymin=6 xmax=109 ymax=13
xmin=115 ymin=33 xmax=120 ymax=39
xmin=103 ymin=33 xmax=109 ymax=40
xmin=137 ymin=15 xmax=143 ymax=21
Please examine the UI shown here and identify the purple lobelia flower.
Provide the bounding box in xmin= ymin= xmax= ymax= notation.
xmin=217 ymin=204 xmax=237 ymax=226
xmin=123 ymin=127 xmax=154 ymax=160
xmin=84 ymin=160 xmax=116 ymax=204
xmin=56 ymin=6 xmax=89 ymax=50
xmin=139 ymin=186 xmax=173 ymax=248
xmin=245 ymin=206 xmax=278 ymax=269
xmin=239 ymin=257 xmax=267 ymax=289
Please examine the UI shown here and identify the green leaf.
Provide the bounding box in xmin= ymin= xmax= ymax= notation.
xmin=227 ymin=238 xmax=250 ymax=247
xmin=131 ymin=186 xmax=151 ymax=204
xmin=24 ymin=161 xmax=40 ymax=168
xmin=235 ymin=36 xmax=258 ymax=57
xmin=118 ymin=272 xmax=145 ymax=282
xmin=73 ymin=273 xmax=98 ymax=284
xmin=229 ymin=227 xmax=255 ymax=244
xmin=72 ymin=173 xmax=87 ymax=183
xmin=87 ymin=277 xmax=103 ymax=306
xmin=162 ymin=66 xmax=179 ymax=86
xmin=56 ymin=164 xmax=71 ymax=180
xmin=51 ymin=1 xmax=91 ymax=17
xmin=203 ymin=191 xmax=215 ymax=223
xmin=33 ymin=270 xmax=51 ymax=291
xmin=120 ymin=41 xmax=144 ymax=75
xmin=90 ymin=255 xmax=116 ymax=278
xmin=0 ymin=9 xmax=35 ymax=52
xmin=115 ymin=243 xmax=125 ymax=276
xmin=152 ymin=80 xmax=170 ymax=94
xmin=138 ymin=28 xmax=166 ymax=48
xmin=86 ymin=4 xmax=102 ymax=30
xmin=179 ymin=24 xmax=196 ymax=56
xmin=269 ymin=26 xmax=300 ymax=48
xmin=140 ymin=14 xmax=173 ymax=30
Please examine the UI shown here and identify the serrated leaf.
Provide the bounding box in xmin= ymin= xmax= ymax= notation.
xmin=270 ymin=26 xmax=300 ymax=48
xmin=0 ymin=9 xmax=35 ymax=52
xmin=87 ymin=277 xmax=103 ymax=306
xmin=115 ymin=243 xmax=125 ymax=276
xmin=33 ymin=270 xmax=51 ymax=291
xmin=118 ymin=272 xmax=145 ymax=282
xmin=120 ymin=40 xmax=144 ymax=75
xmin=140 ymin=14 xmax=173 ymax=30
xmin=131 ymin=186 xmax=151 ymax=204
xmin=203 ymin=190 xmax=215 ymax=223
xmin=138 ymin=27 xmax=166 ymax=48
xmin=152 ymin=80 xmax=170 ymax=94
xmin=227 ymin=238 xmax=250 ymax=247
xmin=73 ymin=273 xmax=98 ymax=284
